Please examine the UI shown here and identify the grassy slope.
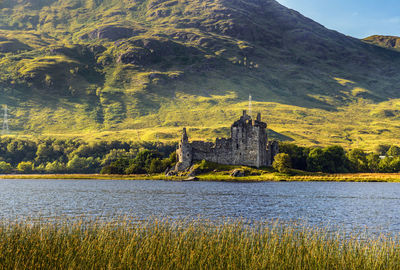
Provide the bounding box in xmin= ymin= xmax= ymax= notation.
xmin=1 ymin=0 xmax=400 ymax=150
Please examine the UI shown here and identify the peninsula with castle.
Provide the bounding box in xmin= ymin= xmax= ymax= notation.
xmin=174 ymin=111 xmax=279 ymax=172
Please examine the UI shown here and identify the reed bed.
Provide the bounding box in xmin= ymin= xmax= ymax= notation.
xmin=0 ymin=219 xmax=399 ymax=269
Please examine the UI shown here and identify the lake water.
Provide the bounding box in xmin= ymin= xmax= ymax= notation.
xmin=1 ymin=179 xmax=400 ymax=234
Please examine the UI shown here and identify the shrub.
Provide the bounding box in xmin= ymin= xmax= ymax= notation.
xmin=100 ymin=165 xmax=123 ymax=175
xmin=148 ymin=158 xmax=165 ymax=174
xmin=367 ymin=154 xmax=381 ymax=173
xmin=377 ymin=157 xmax=400 ymax=173
xmin=133 ymin=150 xmax=162 ymax=172
xmin=307 ymin=146 xmax=349 ymax=173
xmin=0 ymin=161 xmax=12 ymax=174
xmin=17 ymin=161 xmax=34 ymax=173
xmin=101 ymin=149 xmax=134 ymax=167
xmin=387 ymin=145 xmax=400 ymax=157
xmin=67 ymin=156 xmax=100 ymax=173
xmin=347 ymin=149 xmax=368 ymax=172
xmin=390 ymin=157 xmax=400 ymax=172
xmin=279 ymin=143 xmax=309 ymax=170
xmin=45 ymin=161 xmax=66 ymax=173
xmin=125 ymin=163 xmax=146 ymax=174
xmin=273 ymin=153 xmax=292 ymax=173
xmin=162 ymin=152 xmax=177 ymax=169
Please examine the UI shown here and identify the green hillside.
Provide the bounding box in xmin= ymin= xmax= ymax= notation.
xmin=2 ymin=0 xmax=400 ymax=150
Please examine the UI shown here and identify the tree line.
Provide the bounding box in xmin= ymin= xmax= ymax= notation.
xmin=1 ymin=137 xmax=400 ymax=174
xmin=0 ymin=137 xmax=176 ymax=174
xmin=275 ymin=143 xmax=400 ymax=173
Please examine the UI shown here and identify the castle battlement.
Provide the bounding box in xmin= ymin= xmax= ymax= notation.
xmin=175 ymin=111 xmax=279 ymax=171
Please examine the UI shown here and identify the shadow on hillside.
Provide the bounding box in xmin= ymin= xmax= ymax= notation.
xmin=268 ymin=129 xmax=294 ymax=142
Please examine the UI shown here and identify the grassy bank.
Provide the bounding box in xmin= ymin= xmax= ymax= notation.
xmin=0 ymin=219 xmax=399 ymax=269
xmin=197 ymin=172 xmax=400 ymax=182
xmin=3 ymin=172 xmax=400 ymax=182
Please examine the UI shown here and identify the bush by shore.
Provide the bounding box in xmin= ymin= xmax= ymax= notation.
xmin=0 ymin=218 xmax=399 ymax=269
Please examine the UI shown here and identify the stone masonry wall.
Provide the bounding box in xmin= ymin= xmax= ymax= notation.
xmin=191 ymin=138 xmax=233 ymax=165
xmin=175 ymin=111 xmax=277 ymax=171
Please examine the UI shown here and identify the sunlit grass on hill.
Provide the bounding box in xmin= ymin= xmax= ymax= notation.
xmin=1 ymin=218 xmax=400 ymax=269
xmin=10 ymin=93 xmax=400 ymax=152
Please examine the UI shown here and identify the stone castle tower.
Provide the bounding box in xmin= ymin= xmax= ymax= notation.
xmin=175 ymin=127 xmax=193 ymax=171
xmin=175 ymin=111 xmax=278 ymax=171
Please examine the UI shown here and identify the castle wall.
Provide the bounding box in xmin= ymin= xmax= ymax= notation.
xmin=191 ymin=138 xmax=234 ymax=165
xmin=267 ymin=141 xmax=279 ymax=165
xmin=175 ymin=111 xmax=278 ymax=171
xmin=230 ymin=115 xmax=268 ymax=167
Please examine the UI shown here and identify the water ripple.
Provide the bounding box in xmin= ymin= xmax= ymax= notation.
xmin=0 ymin=180 xmax=400 ymax=234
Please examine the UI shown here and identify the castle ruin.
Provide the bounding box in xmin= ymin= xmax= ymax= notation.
xmin=175 ymin=111 xmax=279 ymax=171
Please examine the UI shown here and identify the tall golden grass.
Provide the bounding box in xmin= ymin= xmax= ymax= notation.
xmin=0 ymin=219 xmax=399 ymax=269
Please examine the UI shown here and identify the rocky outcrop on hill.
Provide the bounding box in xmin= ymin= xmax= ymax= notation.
xmin=82 ymin=25 xmax=145 ymax=41
xmin=364 ymin=35 xmax=400 ymax=51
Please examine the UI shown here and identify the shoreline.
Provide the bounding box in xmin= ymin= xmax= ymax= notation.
xmin=2 ymin=173 xmax=400 ymax=182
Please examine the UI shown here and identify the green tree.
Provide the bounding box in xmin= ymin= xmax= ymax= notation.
xmin=125 ymin=163 xmax=146 ymax=174
xmin=161 ymin=152 xmax=177 ymax=170
xmin=307 ymin=148 xmax=325 ymax=172
xmin=379 ymin=157 xmax=394 ymax=173
xmin=45 ymin=161 xmax=66 ymax=173
xmin=323 ymin=146 xmax=348 ymax=173
xmin=379 ymin=156 xmax=400 ymax=173
xmin=101 ymin=149 xmax=135 ymax=167
xmin=6 ymin=139 xmax=37 ymax=165
xmin=273 ymin=153 xmax=292 ymax=173
xmin=367 ymin=153 xmax=381 ymax=173
xmin=134 ymin=150 xmax=162 ymax=169
xmin=387 ymin=145 xmax=400 ymax=157
xmin=67 ymin=156 xmax=100 ymax=173
xmin=35 ymin=143 xmax=59 ymax=164
xmin=17 ymin=161 xmax=34 ymax=173
xmin=390 ymin=157 xmax=400 ymax=172
xmin=124 ymin=150 xmax=162 ymax=174
xmin=148 ymin=158 xmax=164 ymax=174
xmin=0 ymin=161 xmax=12 ymax=174
xmin=307 ymin=146 xmax=349 ymax=173
xmin=102 ymin=158 xmax=130 ymax=174
xmin=279 ymin=143 xmax=309 ymax=171
xmin=347 ymin=149 xmax=368 ymax=172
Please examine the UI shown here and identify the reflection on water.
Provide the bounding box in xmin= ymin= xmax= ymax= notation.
xmin=1 ymin=179 xmax=400 ymax=234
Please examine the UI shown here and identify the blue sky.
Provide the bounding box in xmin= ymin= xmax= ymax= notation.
xmin=276 ymin=0 xmax=400 ymax=38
